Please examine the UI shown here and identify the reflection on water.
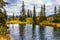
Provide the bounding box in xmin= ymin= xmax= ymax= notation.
xmin=19 ymin=24 xmax=25 ymax=40
xmin=54 ymin=28 xmax=60 ymax=40
xmin=24 ymin=24 xmax=32 ymax=40
xmin=8 ymin=24 xmax=60 ymax=40
xmin=9 ymin=24 xmax=20 ymax=40
xmin=44 ymin=26 xmax=54 ymax=40
xmin=39 ymin=26 xmax=45 ymax=40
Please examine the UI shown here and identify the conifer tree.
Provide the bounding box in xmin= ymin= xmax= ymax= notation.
xmin=58 ymin=6 xmax=60 ymax=21
xmin=39 ymin=4 xmax=46 ymax=22
xmin=30 ymin=10 xmax=32 ymax=17
xmin=58 ymin=6 xmax=60 ymax=18
xmin=0 ymin=9 xmax=6 ymax=24
xmin=12 ymin=13 xmax=14 ymax=20
xmin=59 ymin=6 xmax=60 ymax=13
xmin=43 ymin=4 xmax=45 ymax=16
xmin=27 ymin=9 xmax=30 ymax=17
xmin=53 ymin=6 xmax=57 ymax=22
xmin=0 ymin=0 xmax=7 ymax=6
xmin=19 ymin=1 xmax=26 ymax=21
xmin=3 ymin=8 xmax=7 ymax=20
xmin=33 ymin=5 xmax=36 ymax=24
xmin=27 ymin=10 xmax=32 ymax=18
xmin=43 ymin=4 xmax=47 ymax=20
xmin=39 ymin=6 xmax=44 ymax=22
xmin=0 ymin=0 xmax=8 ymax=26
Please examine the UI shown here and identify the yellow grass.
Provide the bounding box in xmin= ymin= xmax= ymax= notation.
xmin=6 ymin=18 xmax=60 ymax=27
xmin=0 ymin=34 xmax=13 ymax=40
xmin=40 ymin=21 xmax=60 ymax=27
xmin=6 ymin=18 xmax=33 ymax=24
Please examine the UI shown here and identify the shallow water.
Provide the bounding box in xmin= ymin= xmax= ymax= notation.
xmin=8 ymin=24 xmax=60 ymax=40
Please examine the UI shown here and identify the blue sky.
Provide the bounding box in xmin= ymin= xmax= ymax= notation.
xmin=4 ymin=0 xmax=60 ymax=16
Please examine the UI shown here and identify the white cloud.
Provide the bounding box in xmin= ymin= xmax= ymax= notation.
xmin=52 ymin=0 xmax=60 ymax=6
xmin=45 ymin=2 xmax=53 ymax=6
xmin=4 ymin=0 xmax=60 ymax=16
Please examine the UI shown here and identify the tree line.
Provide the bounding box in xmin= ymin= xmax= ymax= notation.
xmin=0 ymin=0 xmax=8 ymax=35
xmin=18 ymin=1 xmax=47 ymax=24
xmin=1 ymin=1 xmax=60 ymax=26
xmin=18 ymin=1 xmax=60 ymax=23
xmin=53 ymin=6 xmax=60 ymax=23
xmin=0 ymin=0 xmax=8 ymax=26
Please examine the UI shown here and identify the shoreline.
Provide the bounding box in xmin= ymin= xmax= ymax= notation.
xmin=40 ymin=23 xmax=60 ymax=27
xmin=0 ymin=34 xmax=14 ymax=40
xmin=6 ymin=20 xmax=60 ymax=27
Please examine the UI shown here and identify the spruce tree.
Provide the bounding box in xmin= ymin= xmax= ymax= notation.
xmin=19 ymin=1 xmax=26 ymax=21
xmin=0 ymin=9 xmax=6 ymax=24
xmin=3 ymin=8 xmax=7 ymax=20
xmin=30 ymin=10 xmax=32 ymax=18
xmin=0 ymin=0 xmax=7 ymax=6
xmin=0 ymin=0 xmax=8 ymax=27
xmin=12 ymin=13 xmax=14 ymax=20
xmin=58 ymin=6 xmax=60 ymax=18
xmin=27 ymin=9 xmax=30 ymax=17
xmin=43 ymin=4 xmax=45 ymax=16
xmin=53 ymin=6 xmax=57 ymax=22
xmin=33 ymin=5 xmax=36 ymax=24
xmin=39 ymin=6 xmax=44 ymax=22
xmin=59 ymin=6 xmax=60 ymax=13
xmin=43 ymin=4 xmax=46 ymax=20
xmin=27 ymin=10 xmax=32 ymax=18
xmin=39 ymin=4 xmax=46 ymax=22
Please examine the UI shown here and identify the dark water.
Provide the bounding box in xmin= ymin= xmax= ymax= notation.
xmin=8 ymin=24 xmax=60 ymax=40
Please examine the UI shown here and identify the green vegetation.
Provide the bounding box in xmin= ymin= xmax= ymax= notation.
xmin=27 ymin=9 xmax=32 ymax=18
xmin=19 ymin=1 xmax=26 ymax=21
xmin=33 ymin=5 xmax=36 ymax=24
xmin=0 ymin=26 xmax=7 ymax=35
xmin=53 ymin=6 xmax=57 ymax=22
xmin=0 ymin=0 xmax=8 ymax=36
xmin=12 ymin=13 xmax=14 ymax=20
xmin=0 ymin=0 xmax=8 ymax=6
xmin=27 ymin=9 xmax=30 ymax=17
xmin=29 ymin=10 xmax=32 ymax=17
xmin=7 ymin=2 xmax=60 ymax=25
xmin=53 ymin=6 xmax=60 ymax=23
xmin=8 ymin=2 xmax=47 ymax=24
xmin=39 ymin=4 xmax=47 ymax=22
xmin=1 ymin=1 xmax=60 ymax=29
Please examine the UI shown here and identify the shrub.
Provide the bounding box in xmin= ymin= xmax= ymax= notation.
xmin=0 ymin=26 xmax=7 ymax=35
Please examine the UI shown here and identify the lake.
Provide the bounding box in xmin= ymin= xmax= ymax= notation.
xmin=8 ymin=24 xmax=60 ymax=40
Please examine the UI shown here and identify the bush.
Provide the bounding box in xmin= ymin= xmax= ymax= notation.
xmin=0 ymin=26 xmax=7 ymax=35
xmin=53 ymin=20 xmax=60 ymax=23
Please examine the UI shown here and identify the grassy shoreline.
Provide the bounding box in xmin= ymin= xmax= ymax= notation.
xmin=0 ymin=34 xmax=13 ymax=40
xmin=0 ymin=26 xmax=13 ymax=40
xmin=40 ymin=23 xmax=60 ymax=27
xmin=6 ymin=20 xmax=33 ymax=24
xmin=6 ymin=20 xmax=60 ymax=27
